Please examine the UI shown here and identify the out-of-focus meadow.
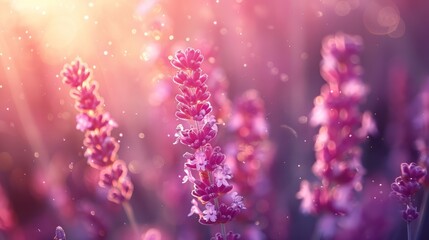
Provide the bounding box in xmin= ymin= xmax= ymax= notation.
xmin=1 ymin=0 xmax=429 ymax=239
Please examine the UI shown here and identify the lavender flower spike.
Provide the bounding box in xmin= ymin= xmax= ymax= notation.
xmin=171 ymin=48 xmax=245 ymax=238
xmin=391 ymin=162 xmax=426 ymax=222
xmin=297 ymin=33 xmax=375 ymax=238
xmin=61 ymin=58 xmax=133 ymax=204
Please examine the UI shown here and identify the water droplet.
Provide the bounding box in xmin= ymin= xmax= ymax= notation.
xmin=69 ymin=162 xmax=74 ymax=170
xmin=168 ymin=35 xmax=174 ymax=40
xmin=90 ymin=210 xmax=95 ymax=216
xmin=119 ymin=133 xmax=123 ymax=137
xmin=34 ymin=152 xmax=39 ymax=158
xmin=83 ymin=15 xmax=89 ymax=20
xmin=103 ymin=50 xmax=108 ymax=56
xmin=138 ymin=133 xmax=145 ymax=139
xmin=131 ymin=28 xmax=137 ymax=34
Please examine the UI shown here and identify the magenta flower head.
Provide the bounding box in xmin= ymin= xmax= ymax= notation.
xmin=391 ymin=162 xmax=426 ymax=222
xmin=297 ymin=33 xmax=375 ymax=236
xmin=171 ymin=48 xmax=245 ymax=238
xmin=61 ymin=58 xmax=133 ymax=204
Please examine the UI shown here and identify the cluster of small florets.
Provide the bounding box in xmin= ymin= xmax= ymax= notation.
xmin=61 ymin=58 xmax=133 ymax=204
xmin=298 ymin=33 xmax=376 ymax=215
xmin=226 ymin=90 xmax=274 ymax=222
xmin=391 ymin=162 xmax=426 ymax=222
xmin=171 ymin=48 xmax=245 ymax=237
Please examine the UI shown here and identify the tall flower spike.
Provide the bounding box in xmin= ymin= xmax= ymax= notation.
xmin=297 ymin=33 xmax=375 ymax=237
xmin=171 ymin=48 xmax=245 ymax=238
xmin=61 ymin=58 xmax=133 ymax=204
xmin=225 ymin=89 xmax=277 ymax=238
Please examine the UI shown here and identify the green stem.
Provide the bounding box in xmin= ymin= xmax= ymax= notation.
xmin=416 ymin=190 xmax=429 ymax=240
xmin=220 ymin=222 xmax=227 ymax=238
xmin=122 ymin=201 xmax=139 ymax=238
xmin=407 ymin=221 xmax=412 ymax=240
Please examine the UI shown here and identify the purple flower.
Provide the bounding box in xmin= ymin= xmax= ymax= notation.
xmin=202 ymin=203 xmax=218 ymax=222
xmin=60 ymin=58 xmax=133 ymax=204
xmin=211 ymin=231 xmax=241 ymax=240
xmin=298 ymin=33 xmax=375 ymax=232
xmin=171 ymin=48 xmax=243 ymax=238
xmin=61 ymin=58 xmax=90 ymax=87
xmin=71 ymin=83 xmax=101 ymax=111
xmin=391 ymin=162 xmax=426 ymax=222
xmin=171 ymin=48 xmax=204 ymax=70
xmin=54 ymin=226 xmax=66 ymax=240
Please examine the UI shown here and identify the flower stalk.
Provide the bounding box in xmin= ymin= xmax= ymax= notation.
xmin=297 ymin=33 xmax=375 ymax=238
xmin=171 ymin=48 xmax=245 ymax=239
xmin=61 ymin=58 xmax=134 ymax=204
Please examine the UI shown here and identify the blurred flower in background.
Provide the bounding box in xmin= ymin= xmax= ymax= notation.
xmin=1 ymin=0 xmax=429 ymax=239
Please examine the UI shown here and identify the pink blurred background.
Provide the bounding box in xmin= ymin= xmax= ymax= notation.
xmin=1 ymin=0 xmax=429 ymax=239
